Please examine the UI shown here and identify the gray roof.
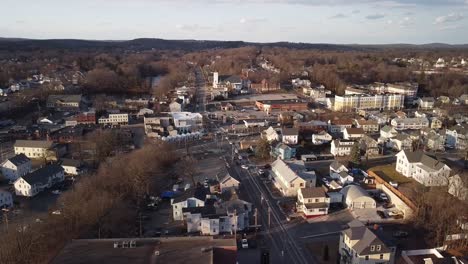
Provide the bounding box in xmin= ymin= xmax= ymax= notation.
xmin=21 ymin=164 xmax=64 ymax=185
xmin=172 ymin=186 xmax=208 ymax=204
xmin=343 ymin=221 xmax=392 ymax=255
xmin=60 ymin=159 xmax=83 ymax=168
xmin=14 ymin=140 xmax=54 ymax=149
xmin=7 ymin=154 xmax=30 ymax=166
xmin=282 ymin=127 xmax=299 ymax=136
xmin=330 ymin=161 xmax=346 ymax=171
xmin=400 ymin=150 xmax=447 ymax=171
xmin=340 ymin=185 xmax=371 ymax=200
xmin=380 ymin=125 xmax=394 ymax=133
xmin=300 ymin=187 xmax=327 ymax=198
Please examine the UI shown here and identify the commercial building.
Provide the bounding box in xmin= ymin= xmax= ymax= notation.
xmin=255 ymin=99 xmax=308 ymax=113
xmin=333 ymin=94 xmax=404 ymax=112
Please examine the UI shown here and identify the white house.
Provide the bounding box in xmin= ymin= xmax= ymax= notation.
xmin=0 ymin=190 xmax=13 ymax=208
xmin=297 ymin=187 xmax=330 ymax=218
xmin=243 ymin=119 xmax=268 ymax=128
xmin=387 ymin=134 xmax=413 ymax=151
xmin=391 ymin=117 xmax=429 ymax=130
xmin=339 ymin=220 xmax=396 ymax=264
xmin=169 ymin=101 xmax=182 ymax=112
xmin=136 ymin=108 xmax=154 ymax=117
xmin=395 ymin=150 xmax=451 ymax=187
xmin=59 ymin=159 xmax=84 ymax=176
xmin=354 ymin=119 xmax=379 ymax=133
xmin=14 ymin=140 xmax=55 ymax=159
xmin=171 ymin=187 xmax=207 ymax=221
xmin=448 ymin=174 xmax=468 ymax=201
xmin=331 ymin=140 xmax=355 ymax=157
xmin=341 ymin=185 xmax=376 ymax=209
xmin=1 ymin=154 xmax=31 ymax=181
xmin=282 ymin=128 xmax=299 ymax=145
xmin=446 ymin=124 xmax=467 ymax=150
xmin=331 ymin=171 xmax=354 ymax=185
xmin=380 ymin=125 xmax=397 ymax=139
xmin=14 ymin=164 xmax=65 ymax=197
xmin=343 ymin=128 xmax=365 ymax=140
xmin=417 ymin=97 xmax=435 ymax=109
xmin=328 ymin=119 xmax=353 ymax=134
xmin=171 ymin=112 xmax=203 ymax=132
xmin=219 ymin=169 xmax=240 ymax=193
xmin=271 ymin=158 xmax=316 ymax=197
xmin=330 ymin=161 xmax=348 ymax=175
xmin=262 ymin=126 xmax=281 ymax=142
xmin=98 ymin=113 xmax=129 ymax=126
xmin=312 ymin=131 xmax=332 ymax=145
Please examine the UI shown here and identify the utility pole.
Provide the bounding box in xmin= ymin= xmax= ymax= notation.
xmin=254 ymin=208 xmax=258 ymax=236
xmin=234 ymin=209 xmax=237 ymax=240
xmin=2 ymin=208 xmax=9 ymax=232
xmin=268 ymin=206 xmax=271 ymax=229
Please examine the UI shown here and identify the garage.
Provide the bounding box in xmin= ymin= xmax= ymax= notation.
xmin=341 ymin=185 xmax=376 ymax=209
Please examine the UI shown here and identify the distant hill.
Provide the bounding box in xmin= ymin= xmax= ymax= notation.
xmin=0 ymin=37 xmax=466 ymax=52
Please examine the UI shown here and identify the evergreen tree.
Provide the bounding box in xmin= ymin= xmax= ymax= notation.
xmin=350 ymin=141 xmax=361 ymax=166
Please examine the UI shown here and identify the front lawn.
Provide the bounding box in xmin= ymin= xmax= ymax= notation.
xmin=368 ymin=164 xmax=411 ymax=184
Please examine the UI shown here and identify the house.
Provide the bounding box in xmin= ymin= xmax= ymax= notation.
xmin=271 ymin=158 xmax=316 ymax=197
xmin=354 ymin=119 xmax=379 ymax=133
xmin=328 ymin=119 xmax=354 ymax=134
xmin=243 ymin=119 xmax=268 ymax=128
xmin=380 ymin=125 xmax=397 ymax=139
xmin=218 ymin=169 xmax=240 ymax=193
xmin=136 ymin=108 xmax=154 ymax=118
xmin=169 ymin=101 xmax=182 ymax=112
xmin=255 ymin=99 xmax=308 ymax=113
xmin=448 ymin=173 xmax=468 ymax=201
xmin=297 ymin=187 xmax=330 ymax=218
xmin=75 ymin=110 xmax=96 ymax=125
xmin=330 ymin=161 xmax=348 ymax=175
xmin=332 ymin=171 xmax=354 ymax=185
xmin=262 ymin=126 xmax=281 ymax=142
xmin=331 ymin=140 xmax=355 ymax=157
xmin=341 ymin=185 xmax=376 ymax=209
xmin=282 ymin=127 xmax=299 ymax=145
xmin=344 ymin=128 xmax=365 ymax=140
xmin=425 ymin=131 xmax=445 ymax=151
xmin=1 ymin=154 xmax=31 ymax=181
xmin=387 ymin=134 xmax=413 ymax=151
xmin=417 ymin=97 xmax=435 ymax=109
xmin=14 ymin=140 xmax=55 ymax=159
xmin=220 ymin=102 xmax=234 ymax=111
xmin=171 ymin=187 xmax=208 ymax=221
xmin=46 ymin=94 xmax=82 ymax=111
xmin=297 ymin=120 xmax=328 ymax=133
xmin=171 ymin=112 xmax=203 ymax=132
xmin=0 ymin=190 xmax=13 ymax=208
xmin=270 ymin=142 xmax=296 ymax=160
xmin=395 ymin=150 xmax=451 ymax=186
xmin=391 ymin=117 xmax=429 ymax=130
xmin=312 ymin=131 xmax=332 ymax=145
xmin=360 ymin=135 xmax=379 ymax=156
xmin=98 ymin=113 xmax=129 ymax=126
xmin=14 ymin=164 xmax=65 ymax=197
xmin=184 ymin=196 xmax=252 ymax=235
xmin=429 ymin=117 xmax=442 ymax=129
xmin=59 ymin=159 xmax=84 ymax=176
xmin=339 ymin=220 xmax=396 ymax=264
xmin=446 ymin=124 xmax=468 ymax=150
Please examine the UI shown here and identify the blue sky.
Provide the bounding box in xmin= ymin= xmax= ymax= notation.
xmin=1 ymin=0 xmax=468 ymax=44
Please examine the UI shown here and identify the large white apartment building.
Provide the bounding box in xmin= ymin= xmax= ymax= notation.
xmin=390 ymin=117 xmax=429 ymax=130
xmin=14 ymin=140 xmax=55 ymax=159
xmin=333 ymin=94 xmax=404 ymax=112
xmin=98 ymin=113 xmax=129 ymax=126
xmin=14 ymin=164 xmax=65 ymax=197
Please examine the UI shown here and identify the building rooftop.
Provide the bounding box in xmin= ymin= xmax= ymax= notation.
xmin=20 ymin=164 xmax=64 ymax=186
xmin=14 ymin=140 xmax=54 ymax=149
xmin=51 ymin=237 xmax=237 ymax=264
xmin=300 ymin=187 xmax=327 ymax=198
xmin=5 ymin=154 xmax=30 ymax=167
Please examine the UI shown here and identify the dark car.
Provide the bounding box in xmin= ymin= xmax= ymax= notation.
xmin=377 ymin=210 xmax=387 ymax=219
xmin=393 ymin=231 xmax=409 ymax=238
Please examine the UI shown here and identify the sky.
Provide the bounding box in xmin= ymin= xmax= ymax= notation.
xmin=1 ymin=0 xmax=468 ymax=44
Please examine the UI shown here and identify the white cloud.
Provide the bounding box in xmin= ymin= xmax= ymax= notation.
xmin=365 ymin=13 xmax=386 ymax=19
xmin=434 ymin=13 xmax=464 ymax=24
xmin=438 ymin=24 xmax=462 ymax=30
xmin=398 ymin=17 xmax=414 ymax=27
xmin=352 ymin=10 xmax=360 ymax=14
xmin=330 ymin=13 xmax=347 ymax=19
xmin=387 ymin=20 xmax=393 ymax=24
xmin=239 ymin=17 xmax=267 ymax=24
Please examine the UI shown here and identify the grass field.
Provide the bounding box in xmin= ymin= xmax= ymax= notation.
xmin=369 ymin=164 xmax=412 ymax=184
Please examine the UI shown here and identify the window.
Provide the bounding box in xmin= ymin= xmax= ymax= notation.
xmin=380 ymin=254 xmax=383 ymax=259
xmin=370 ymin=245 xmax=375 ymax=251
xmin=365 ymin=256 xmax=369 ymax=260
xmin=376 ymin=245 xmax=381 ymax=251
xmin=315 ymin=199 xmax=319 ymax=203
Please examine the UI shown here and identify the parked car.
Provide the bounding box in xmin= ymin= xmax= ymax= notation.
xmin=379 ymin=193 xmax=389 ymax=202
xmin=51 ymin=210 xmax=61 ymax=215
xmin=241 ymin=165 xmax=249 ymax=170
xmin=51 ymin=190 xmax=61 ymax=195
xmin=383 ymin=203 xmax=395 ymax=209
xmin=241 ymin=238 xmax=249 ymax=249
xmin=388 ymin=210 xmax=403 ymax=217
xmin=377 ymin=210 xmax=387 ymax=219
xmin=393 ymin=231 xmax=408 ymax=238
